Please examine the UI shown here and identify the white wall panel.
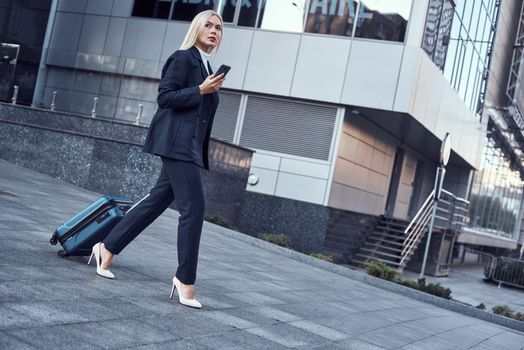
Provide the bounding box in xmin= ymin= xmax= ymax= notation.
xmin=250 ymin=152 xmax=281 ymax=171
xmin=341 ymin=41 xmax=403 ymax=110
xmin=404 ymin=0 xmax=428 ymax=47
xmin=275 ymin=173 xmax=326 ymax=204
xmin=280 ymin=158 xmax=330 ymax=179
xmin=407 ymin=53 xmax=482 ymax=169
xmin=212 ymin=27 xmax=254 ymax=91
xmin=393 ymin=47 xmax=421 ymax=112
xmin=291 ymin=35 xmax=351 ymax=103
xmin=243 ymin=31 xmax=301 ymax=96
xmin=246 ymin=166 xmax=278 ymax=195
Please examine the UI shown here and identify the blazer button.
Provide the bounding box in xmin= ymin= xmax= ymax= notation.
xmin=202 ymin=120 xmax=207 ymax=124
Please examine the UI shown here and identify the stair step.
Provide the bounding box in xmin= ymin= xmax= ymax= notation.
xmin=370 ymin=231 xmax=406 ymax=241
xmin=353 ymin=254 xmax=403 ymax=268
xmin=381 ymin=216 xmax=410 ymax=224
xmin=362 ymin=242 xmax=405 ymax=253
xmin=375 ymin=225 xmax=408 ymax=235
xmin=360 ymin=248 xmax=402 ymax=260
xmin=368 ymin=235 xmax=405 ymax=247
xmin=378 ymin=219 xmax=409 ymax=227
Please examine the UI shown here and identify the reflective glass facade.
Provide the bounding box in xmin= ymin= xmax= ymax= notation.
xmin=423 ymin=0 xmax=499 ymax=116
xmin=468 ymin=124 xmax=524 ymax=239
xmin=131 ymin=0 xmax=412 ymax=42
xmin=0 ymin=0 xmax=52 ymax=105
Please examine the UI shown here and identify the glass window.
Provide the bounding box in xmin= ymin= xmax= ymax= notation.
xmin=172 ymin=0 xmax=215 ymax=21
xmin=217 ymin=0 xmax=236 ymax=23
xmin=354 ymin=0 xmax=412 ymax=42
xmin=132 ymin=0 xmax=172 ymax=19
xmin=422 ymin=0 xmax=443 ymax=60
xmin=305 ymin=0 xmax=358 ymax=37
xmin=238 ymin=0 xmax=261 ymax=27
xmin=259 ymin=0 xmax=306 ymax=32
xmin=468 ymin=129 xmax=524 ymax=238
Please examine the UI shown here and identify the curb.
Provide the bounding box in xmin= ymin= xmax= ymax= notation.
xmin=203 ymin=221 xmax=524 ymax=333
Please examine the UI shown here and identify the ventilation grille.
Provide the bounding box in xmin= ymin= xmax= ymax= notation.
xmin=240 ymin=96 xmax=338 ymax=160
xmin=211 ymin=92 xmax=241 ymax=143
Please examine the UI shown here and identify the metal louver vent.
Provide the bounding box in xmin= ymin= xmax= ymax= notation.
xmin=240 ymin=96 xmax=337 ymax=160
xmin=211 ymin=92 xmax=241 ymax=143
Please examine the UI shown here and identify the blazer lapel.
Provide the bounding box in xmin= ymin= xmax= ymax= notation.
xmin=188 ymin=45 xmax=207 ymax=81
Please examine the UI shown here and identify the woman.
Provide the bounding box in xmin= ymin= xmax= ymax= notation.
xmin=88 ymin=10 xmax=225 ymax=309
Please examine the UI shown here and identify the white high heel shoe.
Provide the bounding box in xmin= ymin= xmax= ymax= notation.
xmin=87 ymin=243 xmax=114 ymax=279
xmin=169 ymin=276 xmax=202 ymax=309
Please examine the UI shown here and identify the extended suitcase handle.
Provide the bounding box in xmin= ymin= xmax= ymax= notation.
xmin=126 ymin=193 xmax=150 ymax=213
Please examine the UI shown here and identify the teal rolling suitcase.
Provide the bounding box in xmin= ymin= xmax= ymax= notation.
xmin=49 ymin=195 xmax=134 ymax=257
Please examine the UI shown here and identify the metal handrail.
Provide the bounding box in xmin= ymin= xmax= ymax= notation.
xmin=402 ymin=200 xmax=434 ymax=256
xmin=400 ymin=207 xmax=433 ymax=265
xmin=400 ymin=190 xmax=436 ymax=266
xmin=403 ymin=189 xmax=435 ymax=234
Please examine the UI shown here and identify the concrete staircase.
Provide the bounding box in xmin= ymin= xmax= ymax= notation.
xmin=323 ymin=211 xmax=379 ymax=264
xmin=350 ymin=216 xmax=425 ymax=270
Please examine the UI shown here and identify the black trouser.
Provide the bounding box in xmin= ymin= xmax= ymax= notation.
xmin=103 ymin=158 xmax=205 ymax=284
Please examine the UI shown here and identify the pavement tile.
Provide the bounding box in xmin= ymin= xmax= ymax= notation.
xmin=357 ymin=322 xmax=438 ymax=349
xmin=0 ymin=331 xmax=43 ymax=349
xmin=288 ymin=320 xmax=351 ymax=341
xmin=314 ymin=314 xmax=397 ymax=336
xmin=334 ymin=338 xmax=386 ymax=349
xmin=223 ymin=291 xmax=287 ymax=306
xmin=245 ymin=323 xmax=332 ymax=348
xmin=0 ymin=305 xmax=39 ymax=330
xmin=139 ymin=311 xmax=236 ymax=338
xmin=200 ymin=309 xmax=258 ymax=329
xmin=472 ymin=330 xmax=524 ymax=350
xmin=183 ymin=329 xmax=288 ymax=350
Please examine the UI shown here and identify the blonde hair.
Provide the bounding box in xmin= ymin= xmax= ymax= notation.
xmin=180 ymin=10 xmax=223 ymax=51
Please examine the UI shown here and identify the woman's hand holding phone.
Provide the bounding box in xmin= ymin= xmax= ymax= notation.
xmin=198 ymin=64 xmax=231 ymax=95
xmin=199 ymin=74 xmax=224 ymax=95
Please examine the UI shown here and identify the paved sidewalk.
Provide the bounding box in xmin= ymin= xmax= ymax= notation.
xmin=1 ymin=159 xmax=524 ymax=350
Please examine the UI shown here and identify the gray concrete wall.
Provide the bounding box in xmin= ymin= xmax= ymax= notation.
xmin=0 ymin=103 xmax=252 ymax=228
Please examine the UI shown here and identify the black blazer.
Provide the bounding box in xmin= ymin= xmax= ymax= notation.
xmin=143 ymin=46 xmax=219 ymax=169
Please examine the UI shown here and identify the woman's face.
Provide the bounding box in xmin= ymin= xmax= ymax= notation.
xmin=196 ymin=15 xmax=222 ymax=53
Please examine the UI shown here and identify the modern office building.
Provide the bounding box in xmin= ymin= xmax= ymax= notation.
xmin=2 ymin=0 xmax=524 ymax=269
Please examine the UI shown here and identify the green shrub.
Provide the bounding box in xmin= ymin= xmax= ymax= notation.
xmin=398 ymin=279 xmax=419 ymax=289
xmin=476 ymin=303 xmax=486 ymax=310
xmin=491 ymin=304 xmax=524 ymax=321
xmin=310 ymin=253 xmax=333 ymax=262
xmin=205 ymin=214 xmax=232 ymax=229
xmin=258 ymin=233 xmax=290 ymax=247
xmin=492 ymin=304 xmax=516 ymax=318
xmin=423 ymin=282 xmax=452 ymax=299
xmin=365 ymin=260 xmax=400 ymax=282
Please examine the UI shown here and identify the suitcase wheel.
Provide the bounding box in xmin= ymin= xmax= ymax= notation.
xmin=57 ymin=250 xmax=68 ymax=258
xmin=49 ymin=235 xmax=58 ymax=245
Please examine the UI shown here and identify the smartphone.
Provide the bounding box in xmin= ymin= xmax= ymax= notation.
xmin=214 ymin=64 xmax=231 ymax=78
